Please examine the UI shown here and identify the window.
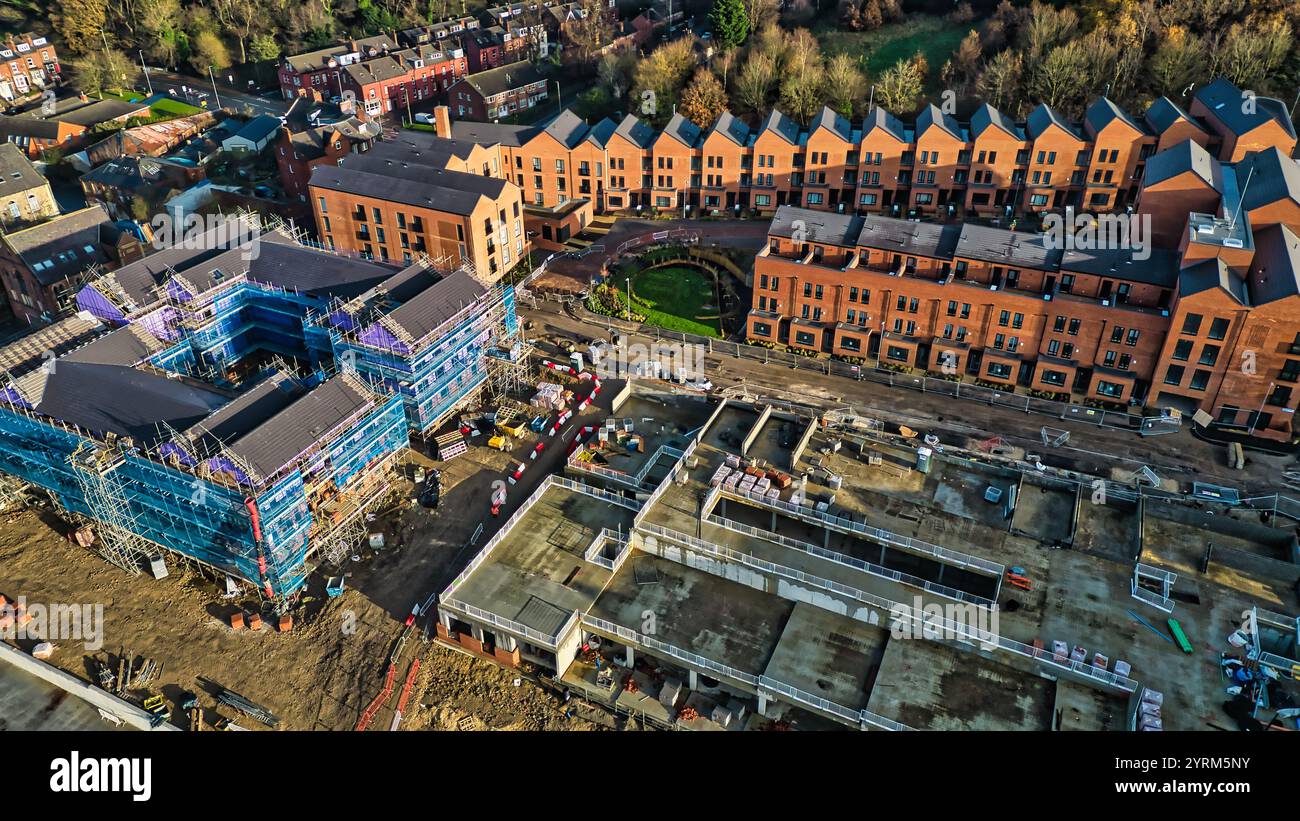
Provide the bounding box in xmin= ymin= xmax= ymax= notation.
xmin=1208 ymin=317 xmax=1230 ymax=340
xmin=1053 ymin=315 xmax=1066 ymax=333
xmin=1190 ymin=369 xmax=1211 ymax=391
xmin=795 ymin=331 xmax=816 ymax=346
xmin=1041 ymin=370 xmax=1066 ymax=387
xmin=1111 ymin=326 xmax=1124 ymax=344
xmin=988 ymin=362 xmax=1012 ymax=379
xmin=1198 ymin=345 xmax=1220 ymax=366
xmin=752 ymin=322 xmax=772 ymax=337
xmin=1280 ymin=360 xmax=1300 ymax=382
xmin=1172 ymin=340 xmax=1192 ymax=361
xmin=886 ymin=345 xmax=909 ymax=363
xmin=947 ymin=300 xmax=958 ymax=316
xmin=1181 ymin=313 xmax=1203 ymax=335
xmin=1268 ymin=385 xmax=1293 ymax=407
xmin=1068 ymin=318 xmax=1080 ymax=336
xmin=999 ymin=310 xmax=1010 ymax=327
xmin=1047 ymin=340 xmax=1060 ymax=356
xmin=1096 ymin=381 xmax=1124 ymax=399
xmin=1164 ymin=365 xmax=1185 ymax=385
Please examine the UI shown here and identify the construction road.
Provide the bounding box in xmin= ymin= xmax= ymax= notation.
xmin=521 ymin=299 xmax=1295 ymax=497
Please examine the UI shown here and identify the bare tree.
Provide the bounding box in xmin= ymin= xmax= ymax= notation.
xmin=734 ymin=51 xmax=776 ymax=115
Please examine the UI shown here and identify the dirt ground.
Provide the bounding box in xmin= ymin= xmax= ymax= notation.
xmin=0 ymin=420 xmax=613 ymax=731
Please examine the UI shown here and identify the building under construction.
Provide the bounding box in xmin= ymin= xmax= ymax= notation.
xmin=0 ymin=217 xmax=522 ymax=608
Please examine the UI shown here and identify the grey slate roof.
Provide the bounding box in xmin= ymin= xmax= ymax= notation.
xmin=462 ymin=60 xmax=546 ymax=98
xmin=862 ymin=106 xmax=906 ymax=142
xmin=227 ymin=375 xmax=373 ymax=480
xmin=1247 ymin=224 xmax=1300 ymax=306
xmin=310 ymin=161 xmax=507 ymax=216
xmin=50 ymin=99 xmax=148 ymax=127
xmin=1026 ymin=103 xmax=1082 ymax=141
xmin=612 ymin=114 xmax=655 ymax=149
xmin=231 ymin=115 xmax=282 ymax=145
xmin=584 ymin=117 xmax=617 ymax=148
xmin=1145 ymin=96 xmax=1206 ymax=136
xmin=364 ymin=131 xmax=479 ymax=170
xmin=1195 ymin=77 xmax=1297 ymax=140
xmin=708 ymin=111 xmax=750 ymax=147
xmin=1142 ymin=139 xmax=1222 ymax=191
xmin=184 ymin=371 xmax=306 ymax=453
xmin=450 ymin=119 xmax=539 ymax=147
xmin=2 ymin=204 xmax=112 ymax=286
xmin=540 ymin=109 xmax=589 ymax=148
xmin=769 ymin=206 xmax=861 ymax=247
xmin=855 ymin=214 xmax=960 ymax=258
xmin=811 ymin=106 xmax=852 ymax=142
xmin=916 ymin=104 xmax=963 ymax=141
xmin=1058 ymin=245 xmax=1180 ymax=288
xmin=955 ymin=223 xmax=1059 ymax=269
xmin=1179 ymin=257 xmax=1249 ymax=305
xmin=23 ymin=361 xmax=228 ymax=444
xmin=0 ymin=143 xmax=48 ymax=195
xmin=759 ymin=110 xmax=801 ymax=145
xmin=971 ymin=103 xmax=1023 ymax=140
xmin=1084 ymin=97 xmax=1146 ymax=137
xmin=660 ymin=112 xmax=702 ymax=148
xmin=245 ymin=239 xmax=398 ymax=299
xmin=1234 ymin=147 xmax=1300 ymax=213
xmin=61 ymin=324 xmax=164 ymax=367
xmin=386 ymin=268 xmax=487 ymax=341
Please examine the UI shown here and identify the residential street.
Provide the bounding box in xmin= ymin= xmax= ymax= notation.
xmin=141 ymin=67 xmax=289 ymax=117
xmin=522 ymin=298 xmax=1295 ymax=496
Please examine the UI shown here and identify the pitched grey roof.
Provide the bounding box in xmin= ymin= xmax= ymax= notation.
xmin=1235 ymin=147 xmax=1300 ymax=213
xmin=759 ymin=110 xmax=800 ymax=145
xmin=1026 ymin=103 xmax=1082 ymax=141
xmin=2 ymin=204 xmax=112 ymax=286
xmin=811 ymin=106 xmax=852 ymax=141
xmin=1145 ymin=96 xmax=1206 ymax=136
xmin=386 ymin=268 xmax=487 ymax=341
xmin=1142 ymin=139 xmax=1222 ymax=191
xmin=916 ymin=104 xmax=963 ymax=141
xmin=612 ymin=114 xmax=655 ymax=149
xmin=245 ymin=239 xmax=398 ymax=299
xmin=1180 ymin=257 xmax=1249 ymax=305
xmin=450 ymin=119 xmax=539 ymax=147
xmin=1247 ymin=224 xmax=1300 ymax=305
xmin=955 ymin=223 xmax=1059 ymax=269
xmin=768 ymin=205 xmax=860 ymax=246
xmin=660 ymin=112 xmax=702 ymax=148
xmin=855 ymin=214 xmax=960 ymax=258
xmin=1084 ymin=97 xmax=1146 ymax=136
xmin=0 ymin=143 xmax=48 ymax=195
xmin=1058 ymin=244 xmax=1180 ymax=288
xmin=310 ymin=161 xmax=507 ymax=217
xmin=584 ymin=117 xmax=617 ymax=148
xmin=227 ymin=375 xmax=373 ymax=480
xmin=21 ymin=361 xmax=228 ymax=444
xmin=61 ymin=324 xmax=164 ymax=367
xmin=50 ymin=99 xmax=149 ymax=127
xmin=708 ymin=111 xmax=750 ymax=147
xmin=540 ymin=109 xmax=590 ymax=148
xmin=971 ymin=103 xmax=1023 ymax=140
xmin=0 ymin=313 xmax=105 ymax=377
xmin=184 ymin=371 xmax=305 ymax=453
xmin=462 ymin=60 xmax=546 ymax=98
xmin=363 ymin=130 xmax=477 ymax=170
xmin=1195 ymin=77 xmax=1297 ymax=140
xmin=862 ymin=106 xmax=906 ymax=142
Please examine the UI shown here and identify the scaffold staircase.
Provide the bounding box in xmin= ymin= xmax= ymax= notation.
xmin=70 ymin=444 xmax=149 ymax=575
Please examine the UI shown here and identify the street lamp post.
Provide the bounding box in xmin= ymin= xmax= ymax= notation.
xmin=139 ymin=50 xmax=153 ymax=95
xmin=625 ymin=277 xmax=632 ymax=321
xmin=208 ymin=66 xmax=222 ymax=109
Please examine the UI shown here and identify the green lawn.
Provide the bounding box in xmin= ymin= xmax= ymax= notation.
xmin=149 ymin=97 xmax=205 ymax=117
xmin=816 ymin=14 xmax=970 ymax=96
xmin=618 ymin=265 xmax=722 ymax=338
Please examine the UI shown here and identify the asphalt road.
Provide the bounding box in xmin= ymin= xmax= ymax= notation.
xmin=141 ymin=68 xmax=289 ymax=117
xmin=521 ymin=298 xmax=1294 ymax=496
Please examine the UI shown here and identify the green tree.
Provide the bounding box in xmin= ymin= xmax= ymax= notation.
xmin=823 ymin=54 xmax=866 ymax=118
xmin=630 ymin=36 xmax=697 ymax=126
xmin=734 ymin=51 xmax=776 ymax=114
xmin=189 ymin=30 xmax=232 ymax=75
xmin=875 ymin=56 xmax=924 ymax=113
xmin=249 ymin=33 xmax=281 ymax=62
xmin=710 ymin=0 xmax=750 ymax=50
xmin=54 ymin=0 xmax=109 ymax=55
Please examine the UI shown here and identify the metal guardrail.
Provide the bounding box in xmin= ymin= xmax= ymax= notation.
xmin=580 ymin=614 xmax=760 ymax=687
xmin=717 ymin=485 xmax=1004 ymax=577
xmin=706 ymin=512 xmax=993 ymax=607
xmin=640 ymin=521 xmax=1138 ymax=693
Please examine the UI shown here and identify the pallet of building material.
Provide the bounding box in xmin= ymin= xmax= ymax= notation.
xmin=434 ymin=431 xmax=467 ymax=461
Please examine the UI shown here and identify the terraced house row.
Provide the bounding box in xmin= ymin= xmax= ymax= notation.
xmin=751 ymin=133 xmax=1300 ymax=442
xmin=432 ymin=77 xmax=1295 ymax=222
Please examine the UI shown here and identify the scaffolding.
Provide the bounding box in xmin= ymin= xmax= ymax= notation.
xmin=69 ymin=444 xmax=148 ymax=575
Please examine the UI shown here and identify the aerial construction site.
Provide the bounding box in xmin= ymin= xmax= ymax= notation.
xmin=0 ymin=206 xmax=1297 ymax=735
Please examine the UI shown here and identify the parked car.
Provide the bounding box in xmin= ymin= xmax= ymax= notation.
xmin=414 ymin=112 xmax=436 ymax=125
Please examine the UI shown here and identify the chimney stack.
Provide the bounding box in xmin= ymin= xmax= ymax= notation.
xmin=434 ymin=105 xmax=452 ymax=139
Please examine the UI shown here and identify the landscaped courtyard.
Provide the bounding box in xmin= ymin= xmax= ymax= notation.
xmin=591 ymin=263 xmax=723 ymax=338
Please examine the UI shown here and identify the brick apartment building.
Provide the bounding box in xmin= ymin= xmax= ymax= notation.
xmin=0 ymin=143 xmax=59 ymax=226
xmin=0 ymin=33 xmax=58 ymax=103
xmin=438 ymin=77 xmax=1294 ymax=222
xmin=447 ymin=60 xmax=548 ymax=121
xmin=276 ymin=116 xmax=383 ymax=201
xmin=749 ymin=129 xmax=1300 ymax=441
xmin=307 ymin=117 xmax=526 ymax=281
